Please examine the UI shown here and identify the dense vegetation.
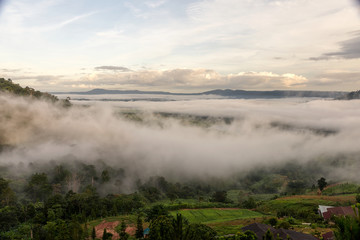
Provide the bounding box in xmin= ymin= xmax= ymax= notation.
xmin=0 ymin=78 xmax=58 ymax=102
xmin=2 ymin=79 xmax=360 ymax=239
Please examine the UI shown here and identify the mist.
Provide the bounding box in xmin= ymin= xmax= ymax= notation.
xmin=1 ymin=94 xmax=360 ymax=193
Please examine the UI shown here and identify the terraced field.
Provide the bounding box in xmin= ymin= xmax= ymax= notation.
xmin=170 ymin=208 xmax=263 ymax=224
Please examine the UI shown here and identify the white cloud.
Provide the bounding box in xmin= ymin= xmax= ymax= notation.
xmin=57 ymin=68 xmax=308 ymax=91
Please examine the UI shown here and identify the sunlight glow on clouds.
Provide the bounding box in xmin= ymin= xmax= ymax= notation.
xmin=0 ymin=0 xmax=359 ymax=91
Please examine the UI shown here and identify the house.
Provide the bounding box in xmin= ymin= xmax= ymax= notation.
xmin=318 ymin=205 xmax=334 ymax=217
xmin=143 ymin=228 xmax=150 ymax=238
xmin=241 ymin=223 xmax=318 ymax=240
xmin=322 ymin=231 xmax=335 ymax=240
xmin=319 ymin=206 xmax=357 ymax=221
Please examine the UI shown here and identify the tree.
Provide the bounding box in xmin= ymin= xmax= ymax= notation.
xmin=25 ymin=173 xmax=52 ymax=202
xmin=334 ymin=216 xmax=360 ymax=239
xmin=145 ymin=204 xmax=169 ymax=222
xmin=135 ymin=216 xmax=144 ymax=239
xmin=101 ymin=170 xmax=111 ymax=184
xmin=183 ymin=223 xmax=217 ymax=240
xmin=334 ymin=204 xmax=360 ymax=240
xmin=231 ymin=230 xmax=257 ymax=240
xmin=242 ymin=196 xmax=256 ymax=209
xmin=263 ymin=229 xmax=274 ymax=240
xmin=317 ymin=177 xmax=327 ymax=192
xmin=116 ymin=221 xmax=129 ymax=240
xmin=211 ymin=191 xmax=227 ymax=203
xmin=268 ymin=217 xmax=278 ymax=227
xmin=92 ymin=227 xmax=96 ymax=240
xmin=102 ymin=229 xmax=112 ymax=240
xmin=148 ymin=215 xmax=174 ymax=240
xmin=356 ymin=194 xmax=360 ymax=204
xmin=173 ymin=213 xmax=188 ymax=240
xmin=0 ymin=177 xmax=16 ymax=206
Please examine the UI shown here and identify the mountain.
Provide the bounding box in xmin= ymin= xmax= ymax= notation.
xmin=59 ymin=88 xmax=194 ymax=95
xmin=202 ymin=89 xmax=346 ymax=99
xmin=337 ymin=90 xmax=360 ymax=100
xmin=55 ymin=88 xmax=347 ymax=99
xmin=0 ymin=78 xmax=59 ymax=102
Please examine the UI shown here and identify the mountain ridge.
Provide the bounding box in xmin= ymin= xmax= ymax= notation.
xmin=53 ymin=88 xmax=347 ymax=99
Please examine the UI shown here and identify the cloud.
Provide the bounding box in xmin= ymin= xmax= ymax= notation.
xmin=311 ymin=71 xmax=360 ymax=88
xmin=2 ymin=94 xmax=360 ymax=189
xmin=145 ymin=0 xmax=167 ymax=8
xmin=94 ymin=66 xmax=132 ymax=72
xmin=63 ymin=68 xmax=308 ymax=91
xmin=310 ymin=31 xmax=360 ymax=60
xmin=1 ymin=68 xmax=22 ymax=73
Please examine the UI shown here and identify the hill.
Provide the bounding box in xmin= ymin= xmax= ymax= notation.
xmin=202 ymin=89 xmax=346 ymax=99
xmin=337 ymin=90 xmax=360 ymax=100
xmin=55 ymin=88 xmax=347 ymax=99
xmin=0 ymin=78 xmax=59 ymax=102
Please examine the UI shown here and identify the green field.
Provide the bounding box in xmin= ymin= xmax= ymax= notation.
xmin=227 ymin=190 xmax=277 ymax=203
xmin=170 ymin=208 xmax=263 ymax=224
xmin=322 ymin=183 xmax=360 ymax=196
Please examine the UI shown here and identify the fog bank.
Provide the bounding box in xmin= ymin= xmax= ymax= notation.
xmin=1 ymin=94 xmax=360 ymax=187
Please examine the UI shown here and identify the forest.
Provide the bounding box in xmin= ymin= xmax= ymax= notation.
xmin=1 ymin=78 xmax=360 ymax=239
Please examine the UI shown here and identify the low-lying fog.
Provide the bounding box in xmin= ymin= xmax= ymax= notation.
xmin=1 ymin=94 xmax=360 ymax=185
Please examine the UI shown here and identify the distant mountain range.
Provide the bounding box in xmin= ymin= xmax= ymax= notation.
xmin=337 ymin=90 xmax=360 ymax=100
xmin=54 ymin=88 xmax=348 ymax=99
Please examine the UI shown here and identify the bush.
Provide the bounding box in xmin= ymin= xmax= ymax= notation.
xmin=278 ymin=221 xmax=291 ymax=229
xmin=268 ymin=217 xmax=278 ymax=226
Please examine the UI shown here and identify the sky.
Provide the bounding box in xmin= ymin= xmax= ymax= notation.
xmin=0 ymin=0 xmax=360 ymax=92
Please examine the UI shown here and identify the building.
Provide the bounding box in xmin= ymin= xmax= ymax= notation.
xmin=319 ymin=205 xmax=357 ymax=221
xmin=241 ymin=223 xmax=318 ymax=240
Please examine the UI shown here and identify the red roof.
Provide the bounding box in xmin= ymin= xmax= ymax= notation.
xmin=322 ymin=231 xmax=335 ymax=240
xmin=323 ymin=206 xmax=356 ymax=220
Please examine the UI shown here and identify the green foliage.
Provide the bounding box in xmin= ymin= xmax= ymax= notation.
xmin=116 ymin=221 xmax=129 ymax=240
xmin=268 ymin=217 xmax=278 ymax=226
xmin=183 ymin=223 xmax=217 ymax=240
xmin=211 ymin=191 xmax=228 ymax=203
xmin=92 ymin=227 xmax=96 ymax=240
xmin=25 ymin=173 xmax=53 ymax=202
xmin=334 ymin=215 xmax=360 ymax=239
xmin=356 ymin=194 xmax=360 ymax=204
xmin=241 ymin=196 xmax=257 ymax=209
xmin=135 ymin=215 xmax=144 ymax=239
xmin=217 ymin=230 xmax=257 ymax=240
xmin=170 ymin=208 xmax=263 ymax=224
xmin=322 ymin=183 xmax=360 ymax=196
xmin=0 ymin=177 xmax=16 ymax=206
xmin=0 ymin=78 xmax=59 ymax=102
xmin=317 ymin=177 xmax=327 ymax=192
xmin=258 ymin=198 xmax=335 ymax=221
xmin=0 ymin=206 xmax=20 ymax=232
xmin=145 ymin=204 xmax=169 ymax=222
xmin=263 ymin=229 xmax=274 ymax=240
xmin=148 ymin=215 xmax=174 ymax=240
xmin=102 ymin=228 xmax=113 ymax=240
xmin=286 ymin=180 xmax=307 ymax=195
xmin=148 ymin=213 xmax=216 ymax=240
xmin=277 ymin=221 xmax=291 ymax=229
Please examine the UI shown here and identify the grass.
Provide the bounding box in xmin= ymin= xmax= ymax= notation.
xmin=227 ymin=190 xmax=277 ymax=203
xmin=152 ymin=198 xmax=237 ymax=210
xmin=87 ymin=215 xmax=138 ymax=229
xmin=257 ymin=194 xmax=357 ymax=220
xmin=170 ymin=208 xmax=263 ymax=224
xmin=322 ymin=183 xmax=360 ymax=196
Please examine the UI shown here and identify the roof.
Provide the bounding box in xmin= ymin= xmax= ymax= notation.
xmin=242 ymin=223 xmax=276 ymax=239
xmin=318 ymin=205 xmax=334 ymax=217
xmin=242 ymin=223 xmax=318 ymax=240
xmin=322 ymin=206 xmax=356 ymax=220
xmin=143 ymin=228 xmax=150 ymax=235
xmin=322 ymin=231 xmax=335 ymax=240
